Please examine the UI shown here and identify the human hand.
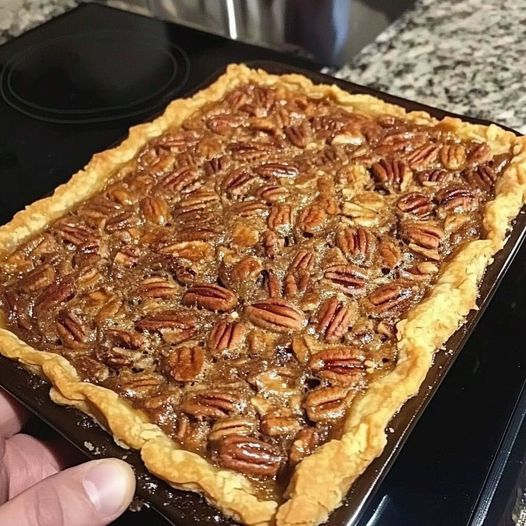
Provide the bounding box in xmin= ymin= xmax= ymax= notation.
xmin=0 ymin=389 xmax=136 ymax=525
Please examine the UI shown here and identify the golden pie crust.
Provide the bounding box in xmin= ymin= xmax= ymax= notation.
xmin=0 ymin=64 xmax=525 ymax=526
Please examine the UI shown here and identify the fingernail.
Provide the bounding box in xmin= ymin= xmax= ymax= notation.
xmin=83 ymin=459 xmax=134 ymax=517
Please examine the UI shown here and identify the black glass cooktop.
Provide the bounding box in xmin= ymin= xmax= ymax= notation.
xmin=0 ymin=4 xmax=525 ymax=526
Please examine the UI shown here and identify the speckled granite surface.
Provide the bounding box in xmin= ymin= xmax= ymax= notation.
xmin=335 ymin=0 xmax=526 ymax=134
xmin=1 ymin=0 xmax=525 ymax=133
xmin=0 ymin=0 xmax=79 ymax=43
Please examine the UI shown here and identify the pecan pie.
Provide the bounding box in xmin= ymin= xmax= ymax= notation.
xmin=0 ymin=65 xmax=525 ymax=526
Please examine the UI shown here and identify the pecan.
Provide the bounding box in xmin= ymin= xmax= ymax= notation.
xmin=304 ymin=386 xmax=354 ymax=422
xmin=404 ymin=143 xmax=440 ymax=169
xmin=181 ymin=390 xmax=240 ymax=419
xmin=324 ymin=264 xmax=367 ymax=294
xmin=175 ymin=190 xmax=219 ymax=218
xmin=468 ymin=142 xmax=492 ymax=165
xmin=371 ymin=159 xmax=411 ymax=191
xmin=367 ymin=281 xmax=416 ymax=318
xmin=113 ymin=246 xmax=141 ymax=267
xmin=396 ymin=192 xmax=434 ymax=218
xmin=104 ymin=328 xmax=143 ymax=349
xmin=268 ymin=204 xmax=292 ymax=231
xmin=284 ymin=122 xmax=311 ymax=148
xmin=2 ymin=291 xmax=32 ymax=330
xmin=140 ymin=196 xmax=170 ymax=225
xmin=225 ymin=88 xmax=249 ymax=109
xmin=106 ymin=183 xmax=135 ymax=205
xmin=56 ymin=311 xmax=89 ymax=347
xmin=171 ymin=264 xmax=197 ymax=286
xmin=182 ymin=284 xmax=237 ymax=312
xmin=261 ymin=230 xmax=283 ymax=258
xmin=157 ymin=240 xmax=212 ymax=261
xmin=162 ymin=346 xmax=205 ymax=382
xmin=207 ymin=114 xmax=243 ymax=135
xmin=174 ymin=413 xmax=193 ymax=445
xmin=53 ymin=222 xmax=97 ymax=247
xmin=148 ymin=155 xmax=176 ymax=178
xmin=78 ymin=197 xmax=121 ymax=225
xmin=336 ymin=227 xmax=376 ymax=266
xmin=207 ymin=321 xmax=246 ymax=355
xmin=116 ymin=371 xmax=164 ymax=397
xmin=222 ymin=169 xmax=253 ymax=197
xmin=402 ymin=221 xmax=443 ymax=251
xmin=255 ymin=162 xmax=299 ymax=180
xmin=157 ymin=167 xmax=200 ymax=194
xmin=435 ymin=185 xmax=478 ymax=212
xmin=315 ymin=297 xmax=354 ymax=342
xmin=403 ymin=219 xmax=441 ymax=257
xmin=139 ymin=276 xmax=178 ymax=298
xmin=249 ymin=116 xmax=276 ymax=132
xmin=105 ymin=209 xmax=139 ymax=232
xmin=313 ymin=145 xmax=349 ymax=167
xmin=95 ymin=295 xmax=122 ymax=322
xmin=254 ymin=367 xmax=299 ymax=395
xmin=289 ymin=427 xmax=319 ymax=465
xmin=263 ymin=270 xmax=281 ymax=298
xmin=377 ymin=115 xmax=398 ymax=127
xmin=228 ymin=141 xmax=269 ymax=162
xmin=289 ymin=250 xmax=314 ymax=273
xmin=283 ymin=271 xmax=310 ymax=297
xmin=261 ymin=415 xmax=301 ymax=437
xmin=142 ymin=393 xmax=180 ymax=420
xmin=246 ymin=299 xmax=305 ymax=332
xmin=125 ymin=173 xmax=155 ymax=194
xmin=440 ymin=143 xmax=467 ymax=170
xmin=19 ymin=264 xmax=55 ymax=293
xmin=401 ymin=261 xmax=439 ymax=282
xmin=215 ymin=435 xmax=283 ymax=478
xmin=76 ymin=267 xmax=101 ymax=289
xmin=308 ymin=347 xmax=365 ymax=386
xmin=97 ymin=346 xmax=143 ymax=369
xmin=75 ymin=240 xmax=102 ymax=260
xmin=36 ymin=278 xmax=76 ymax=311
xmin=231 ymin=200 xmax=268 ymax=218
xmin=70 ymin=355 xmax=109 ymax=383
xmin=310 ymin=115 xmax=346 ymax=140
xmin=230 ymin=257 xmax=262 ymax=283
xmin=136 ymin=310 xmax=196 ymax=343
xmin=417 ymin=169 xmax=455 ymax=186
xmin=253 ymin=86 xmax=276 ymax=112
xmin=255 ymin=184 xmax=289 ymax=204
xmin=176 ymin=222 xmax=222 ymax=243
xmin=464 ymin=165 xmax=497 ymax=191
xmin=176 ymin=150 xmax=200 ymax=169
xmin=157 ymin=130 xmax=201 ymax=150
xmin=297 ymin=205 xmax=326 ymax=235
xmin=377 ymin=130 xmax=428 ymax=153
xmin=204 ymin=155 xmax=230 ymax=176
xmin=209 ymin=418 xmax=256 ymax=442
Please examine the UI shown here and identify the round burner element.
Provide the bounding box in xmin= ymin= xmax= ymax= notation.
xmin=1 ymin=30 xmax=190 ymax=123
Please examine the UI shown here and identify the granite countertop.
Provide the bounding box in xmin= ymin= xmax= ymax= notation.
xmin=1 ymin=0 xmax=525 ymax=133
xmin=335 ymin=0 xmax=526 ymax=134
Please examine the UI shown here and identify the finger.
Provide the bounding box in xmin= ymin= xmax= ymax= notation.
xmin=0 ymin=458 xmax=135 ymax=526
xmin=0 ymin=389 xmax=28 ymax=439
xmin=3 ymin=434 xmax=65 ymax=499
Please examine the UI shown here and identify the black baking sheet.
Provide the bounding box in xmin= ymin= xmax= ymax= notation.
xmin=0 ymin=61 xmax=524 ymax=526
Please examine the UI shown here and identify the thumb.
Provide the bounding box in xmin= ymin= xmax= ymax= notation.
xmin=0 ymin=458 xmax=135 ymax=526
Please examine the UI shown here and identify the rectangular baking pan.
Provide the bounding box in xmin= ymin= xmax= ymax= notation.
xmin=0 ymin=61 xmax=525 ymax=526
